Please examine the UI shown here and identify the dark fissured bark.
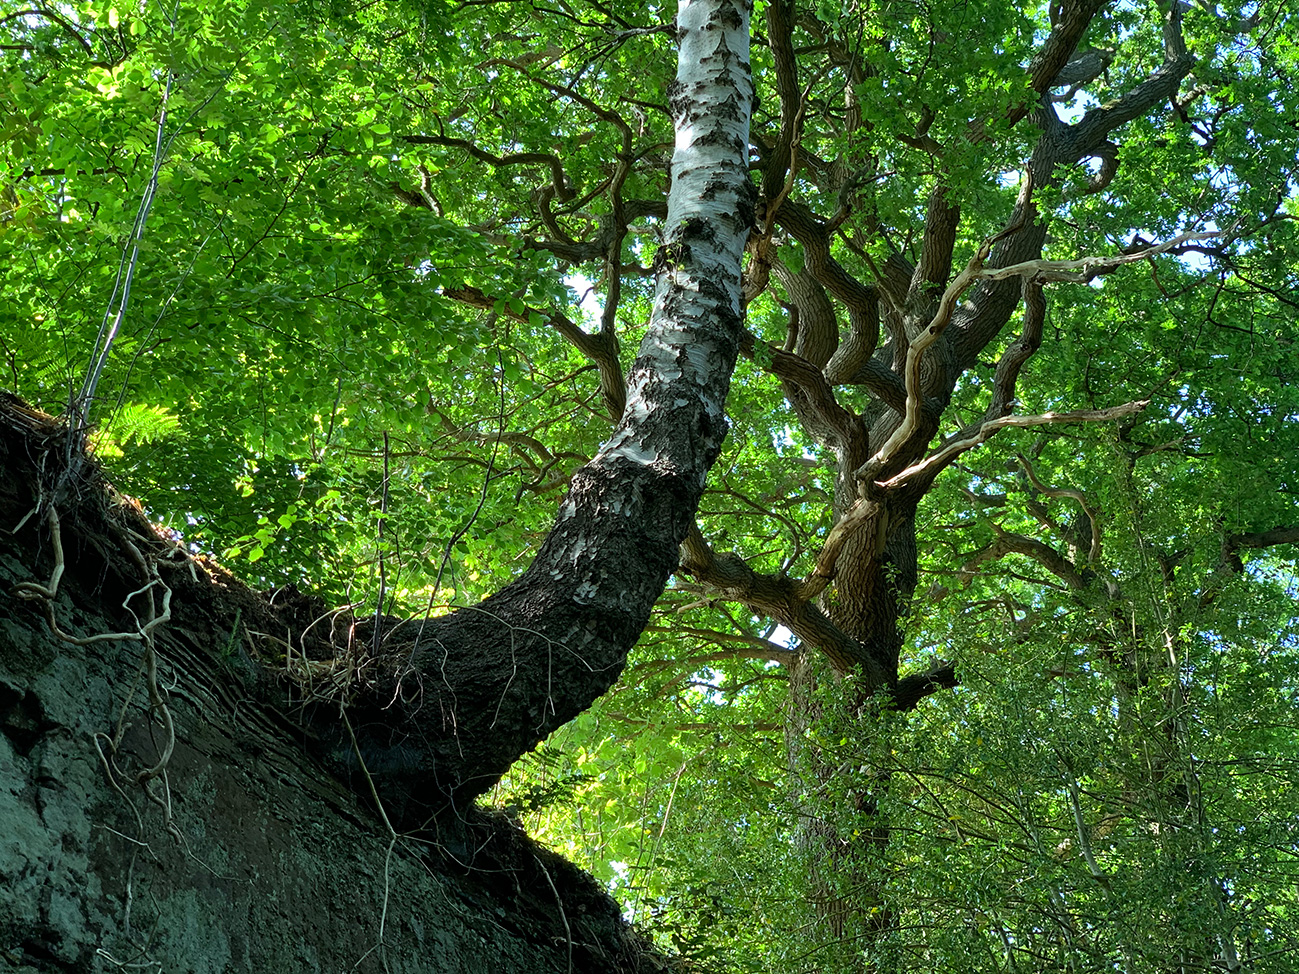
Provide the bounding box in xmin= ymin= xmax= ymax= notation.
xmin=325 ymin=459 xmax=714 ymax=820
xmin=318 ymin=0 xmax=756 ymax=827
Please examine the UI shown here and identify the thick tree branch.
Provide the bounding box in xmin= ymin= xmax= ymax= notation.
xmin=1016 ymin=0 xmax=1110 ymax=123
xmin=796 ymin=495 xmax=882 ymax=600
xmin=1221 ymin=525 xmax=1299 ymax=570
xmin=856 ymin=175 xmax=1037 ymax=485
xmin=910 ymin=185 xmax=960 ymax=301
xmin=739 ymin=332 xmax=868 ymax=457
xmin=767 ymin=259 xmax=906 ymax=410
xmin=1071 ymin=53 xmax=1195 ymax=153
xmin=1083 ymin=140 xmax=1120 ymax=193
xmin=870 ymin=280 xmax=1045 ymax=494
xmin=843 ymin=360 xmax=908 ymax=414
xmin=0 ymin=5 xmax=96 ymax=58
xmin=960 ymin=526 xmax=1089 ymax=591
xmin=988 ymin=281 xmax=1046 ymax=420
xmin=776 ymin=201 xmax=881 ymax=362
xmin=760 ymin=0 xmax=802 ymax=203
xmin=678 ymin=519 xmax=955 ymax=702
xmin=1050 ymin=46 xmax=1115 ymax=93
xmin=321 ymin=0 xmax=757 ymax=821
xmin=821 ymin=305 xmax=889 ymax=399
xmin=678 ymin=526 xmax=889 ymax=682
xmin=892 ymin=659 xmax=958 ymax=711
xmin=771 ymin=261 xmax=838 ymax=368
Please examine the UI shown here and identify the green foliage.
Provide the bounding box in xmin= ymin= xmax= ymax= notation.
xmin=5 ymin=0 xmax=1297 ymax=970
xmin=90 ymin=402 xmax=180 ymax=457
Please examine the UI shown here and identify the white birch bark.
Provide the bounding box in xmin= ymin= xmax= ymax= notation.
xmin=600 ymin=0 xmax=755 ymax=472
xmin=323 ymin=0 xmax=756 ymax=819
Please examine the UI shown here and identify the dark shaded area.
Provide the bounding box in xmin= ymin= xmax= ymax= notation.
xmin=0 ymin=396 xmax=668 ymax=973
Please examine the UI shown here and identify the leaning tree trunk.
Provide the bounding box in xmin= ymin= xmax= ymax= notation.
xmin=323 ymin=0 xmax=756 ymax=827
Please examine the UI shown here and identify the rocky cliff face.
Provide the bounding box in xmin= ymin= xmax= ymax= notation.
xmin=0 ymin=399 xmax=658 ymax=974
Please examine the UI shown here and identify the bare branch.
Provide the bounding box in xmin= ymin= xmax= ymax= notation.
xmin=875 ymin=280 xmax=1044 ymax=492
xmin=975 ymin=231 xmax=1221 ymax=285
xmin=878 ymin=401 xmax=1149 ymax=489
xmin=427 ymin=406 xmax=590 ymax=497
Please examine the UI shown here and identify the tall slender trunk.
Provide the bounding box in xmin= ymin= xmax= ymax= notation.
xmin=785 ymin=532 xmax=917 ymax=971
xmin=321 ymin=0 xmax=756 ymax=826
xmin=785 ymin=421 xmax=927 ymax=967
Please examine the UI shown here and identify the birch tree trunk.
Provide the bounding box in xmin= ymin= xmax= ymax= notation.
xmin=320 ymin=0 xmax=756 ymax=827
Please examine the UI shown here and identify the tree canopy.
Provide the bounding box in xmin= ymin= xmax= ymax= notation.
xmin=4 ymin=0 xmax=1298 ymax=970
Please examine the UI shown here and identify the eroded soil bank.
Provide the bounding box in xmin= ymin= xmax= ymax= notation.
xmin=0 ymin=396 xmax=663 ymax=973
